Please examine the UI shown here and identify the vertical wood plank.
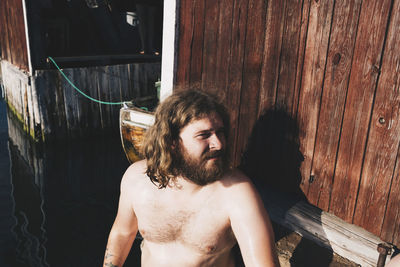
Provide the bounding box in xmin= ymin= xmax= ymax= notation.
xmin=329 ymin=0 xmax=392 ymax=222
xmin=308 ymin=0 xmax=362 ymax=210
xmin=53 ymin=70 xmax=68 ymax=139
xmin=0 ymin=0 xmax=10 ymax=62
xmin=81 ymin=68 xmax=91 ymax=131
xmin=39 ymin=71 xmax=52 ymax=137
xmin=129 ymin=64 xmax=137 ymax=97
xmin=25 ymin=78 xmax=35 ymax=135
xmin=62 ymin=68 xmax=77 ymax=137
xmin=13 ymin=0 xmax=20 ymax=67
xmin=136 ymin=63 xmax=143 ymax=97
xmin=107 ymin=66 xmax=116 ymax=129
xmin=126 ymin=64 xmax=134 ymax=98
xmin=296 ymin=0 xmax=335 ymax=195
xmin=83 ymin=67 xmax=93 ymax=131
xmin=275 ymin=0 xmax=304 ymax=114
xmin=188 ymin=0 xmax=206 ymax=89
xmin=72 ymin=68 xmax=83 ymax=134
xmin=273 ymin=0 xmax=305 ymax=193
xmin=4 ymin=1 xmax=14 ymax=64
xmin=225 ymin=0 xmax=249 ymax=166
xmin=61 ymin=69 xmax=72 ymax=134
xmin=292 ymin=0 xmax=311 ymax=118
xmin=109 ymin=65 xmax=122 ymax=128
xmin=200 ymin=0 xmax=220 ymax=91
xmin=4 ymin=0 xmax=13 ymax=64
xmin=132 ymin=63 xmax=140 ymax=97
xmin=175 ymin=0 xmax=194 ymax=88
xmin=96 ymin=66 xmax=105 ymax=129
xmin=234 ymin=0 xmax=266 ymax=164
xmin=138 ymin=64 xmax=147 ymax=96
xmin=102 ymin=66 xmax=112 ymax=129
xmin=30 ymin=74 xmax=43 ymax=137
xmin=39 ymin=71 xmax=48 ymax=136
xmin=71 ymin=68 xmax=80 ymax=136
xmin=258 ymin=0 xmax=286 ymax=113
xmin=0 ymin=0 xmax=29 ymax=71
xmin=87 ymin=66 xmax=101 ymax=131
xmin=15 ymin=0 xmax=28 ymax=70
xmin=214 ymin=0 xmax=234 ymax=96
xmin=0 ymin=0 xmax=5 ymax=57
xmin=119 ymin=64 xmax=130 ymax=102
xmin=353 ymin=0 xmax=400 ymax=236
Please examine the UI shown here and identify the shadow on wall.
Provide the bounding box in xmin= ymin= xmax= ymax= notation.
xmin=240 ymin=108 xmax=304 ymax=196
xmin=239 ymin=108 xmax=335 ymax=266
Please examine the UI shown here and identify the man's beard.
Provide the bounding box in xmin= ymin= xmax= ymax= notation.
xmin=174 ymin=145 xmax=229 ymax=186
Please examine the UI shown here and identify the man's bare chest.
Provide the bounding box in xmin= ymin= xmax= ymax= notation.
xmin=134 ymin=197 xmax=236 ymax=253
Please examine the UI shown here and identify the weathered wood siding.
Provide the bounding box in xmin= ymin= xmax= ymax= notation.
xmin=2 ymin=61 xmax=160 ymax=141
xmin=0 ymin=0 xmax=29 ymax=71
xmin=175 ymin=0 xmax=400 ymax=246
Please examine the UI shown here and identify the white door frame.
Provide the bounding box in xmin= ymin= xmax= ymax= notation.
xmin=160 ymin=0 xmax=179 ymax=102
xmin=22 ymin=0 xmax=33 ymax=74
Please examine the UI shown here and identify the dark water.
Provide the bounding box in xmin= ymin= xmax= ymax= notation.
xmin=0 ymin=96 xmax=141 ymax=267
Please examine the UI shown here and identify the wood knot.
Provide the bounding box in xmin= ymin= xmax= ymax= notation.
xmin=372 ymin=65 xmax=381 ymax=74
xmin=333 ymin=53 xmax=341 ymax=65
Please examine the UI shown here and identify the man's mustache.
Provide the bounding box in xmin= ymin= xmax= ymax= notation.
xmin=203 ymin=150 xmax=225 ymax=160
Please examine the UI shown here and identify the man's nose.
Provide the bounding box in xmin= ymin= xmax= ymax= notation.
xmin=209 ymin=134 xmax=224 ymax=150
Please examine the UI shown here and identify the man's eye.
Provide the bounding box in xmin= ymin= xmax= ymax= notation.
xmin=197 ymin=133 xmax=211 ymax=139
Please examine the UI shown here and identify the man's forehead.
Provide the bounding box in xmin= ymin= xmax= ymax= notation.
xmin=183 ymin=113 xmax=224 ymax=132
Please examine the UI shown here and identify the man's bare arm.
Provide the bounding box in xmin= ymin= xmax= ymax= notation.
xmin=103 ymin=166 xmax=139 ymax=267
xmin=227 ymin=172 xmax=280 ymax=267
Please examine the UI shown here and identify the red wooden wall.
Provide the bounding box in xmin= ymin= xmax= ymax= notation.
xmin=175 ymin=0 xmax=400 ymax=247
xmin=0 ymin=0 xmax=29 ymax=71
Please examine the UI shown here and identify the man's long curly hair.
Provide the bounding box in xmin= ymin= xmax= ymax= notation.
xmin=141 ymin=90 xmax=230 ymax=188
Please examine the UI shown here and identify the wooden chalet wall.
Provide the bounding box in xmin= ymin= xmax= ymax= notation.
xmin=0 ymin=0 xmax=29 ymax=71
xmin=175 ymin=0 xmax=400 ymax=247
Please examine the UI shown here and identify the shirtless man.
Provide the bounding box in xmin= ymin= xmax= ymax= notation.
xmin=103 ymin=90 xmax=280 ymax=267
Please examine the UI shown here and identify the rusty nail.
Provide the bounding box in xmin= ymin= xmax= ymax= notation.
xmin=377 ymin=243 xmax=392 ymax=267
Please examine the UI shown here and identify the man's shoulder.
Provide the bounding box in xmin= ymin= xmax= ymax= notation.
xmin=126 ymin=159 xmax=148 ymax=174
xmin=217 ymin=169 xmax=261 ymax=201
xmin=121 ymin=160 xmax=148 ymax=188
xmin=217 ymin=169 xmax=266 ymax=218
xmin=218 ymin=168 xmax=252 ymax=188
